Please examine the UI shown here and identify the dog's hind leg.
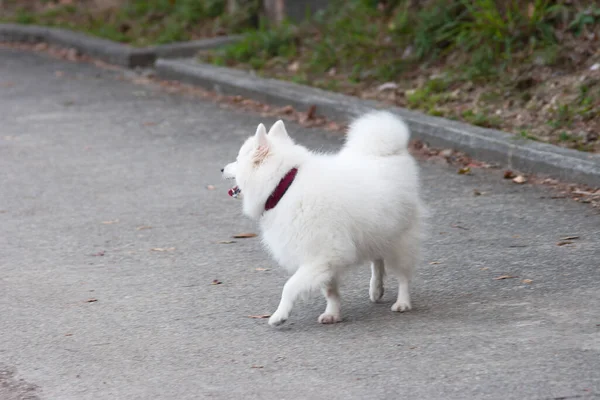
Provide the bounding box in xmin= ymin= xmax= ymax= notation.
xmin=268 ymin=264 xmax=334 ymax=327
xmin=318 ymin=278 xmax=342 ymax=324
xmin=387 ymin=226 xmax=420 ymax=312
xmin=369 ymin=259 xmax=385 ymax=303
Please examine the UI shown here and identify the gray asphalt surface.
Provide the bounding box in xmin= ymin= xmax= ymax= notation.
xmin=1 ymin=48 xmax=599 ymax=400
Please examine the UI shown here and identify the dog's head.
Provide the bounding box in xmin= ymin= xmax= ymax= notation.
xmin=222 ymin=120 xmax=298 ymax=218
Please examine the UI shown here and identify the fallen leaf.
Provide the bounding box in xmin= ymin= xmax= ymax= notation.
xmin=451 ymin=224 xmax=469 ymax=230
xmin=513 ymin=175 xmax=527 ymax=184
xmin=91 ymin=251 xmax=105 ymax=257
xmin=206 ymin=185 xmax=216 ymax=190
xmin=255 ymin=267 xmax=270 ymax=271
xmin=101 ymin=219 xmax=119 ymax=224
xmin=136 ymin=226 xmax=152 ymax=230
xmin=480 ymin=267 xmax=489 ymax=271
xmin=211 ymin=279 xmax=222 ymax=285
xmin=572 ymin=190 xmax=600 ymax=197
xmin=429 ymin=261 xmax=442 ymax=265
xmin=248 ymin=314 xmax=271 ymax=319
xmin=251 ymin=365 xmax=264 ymax=369
xmin=494 ymin=275 xmax=518 ymax=280
xmin=503 ymin=170 xmax=515 ymax=179
xmin=473 ymin=189 xmax=483 ymax=196
xmin=151 ymin=247 xmax=176 ymax=252
xmin=458 ymin=167 xmax=471 ymax=175
xmin=232 ymin=233 xmax=257 ymax=238
xmin=65 ymin=333 xmax=73 ymax=336
xmin=556 ymin=241 xmax=573 ymax=246
xmin=142 ymin=121 xmax=157 ymax=126
xmin=560 ymin=236 xmax=579 ymax=241
xmin=218 ymin=240 xmax=236 ymax=244
xmin=508 ymin=244 xmax=527 ymax=248
xmin=86 ymin=298 xmax=98 ymax=303
xmin=522 ymin=279 xmax=533 ymax=284
xmin=306 ymin=104 xmax=317 ymax=121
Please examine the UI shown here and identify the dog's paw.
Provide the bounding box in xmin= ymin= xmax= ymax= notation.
xmin=391 ymin=300 xmax=411 ymax=312
xmin=268 ymin=311 xmax=288 ymax=327
xmin=318 ymin=313 xmax=342 ymax=324
xmin=369 ymin=284 xmax=384 ymax=303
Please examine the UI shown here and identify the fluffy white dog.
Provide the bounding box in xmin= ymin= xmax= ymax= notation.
xmin=222 ymin=111 xmax=423 ymax=326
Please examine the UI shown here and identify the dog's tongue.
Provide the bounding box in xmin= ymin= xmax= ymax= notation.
xmin=228 ymin=186 xmax=241 ymax=199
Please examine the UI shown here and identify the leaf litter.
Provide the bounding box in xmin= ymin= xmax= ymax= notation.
xmin=232 ymin=233 xmax=257 ymax=238
xmin=494 ymin=275 xmax=519 ymax=280
xmin=150 ymin=247 xmax=176 ymax=252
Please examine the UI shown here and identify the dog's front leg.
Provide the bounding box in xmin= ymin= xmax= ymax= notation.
xmin=268 ymin=265 xmax=333 ymax=327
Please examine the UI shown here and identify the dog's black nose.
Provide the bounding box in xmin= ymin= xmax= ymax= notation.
xmin=220 ymin=168 xmax=224 ymax=172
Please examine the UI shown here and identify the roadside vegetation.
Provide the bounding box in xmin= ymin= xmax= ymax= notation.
xmin=201 ymin=0 xmax=600 ymax=152
xmin=0 ymin=0 xmax=259 ymax=46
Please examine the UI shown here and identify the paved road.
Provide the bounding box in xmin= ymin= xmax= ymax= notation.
xmin=1 ymin=48 xmax=599 ymax=400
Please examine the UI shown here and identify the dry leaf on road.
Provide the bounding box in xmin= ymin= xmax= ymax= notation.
xmin=522 ymin=279 xmax=533 ymax=284
xmin=556 ymin=241 xmax=574 ymax=246
xmin=218 ymin=240 xmax=236 ymax=244
xmin=86 ymin=298 xmax=98 ymax=303
xmin=136 ymin=226 xmax=152 ymax=230
xmin=458 ymin=167 xmax=471 ymax=175
xmin=101 ymin=219 xmax=119 ymax=224
xmin=232 ymin=233 xmax=257 ymax=239
xmin=306 ymin=104 xmax=317 ymax=120
xmin=560 ymin=236 xmax=579 ymax=241
xmin=451 ymin=224 xmax=469 ymax=230
xmin=494 ymin=275 xmax=518 ymax=280
xmin=513 ymin=175 xmax=527 ymax=184
xmin=429 ymin=261 xmax=442 ymax=265
xmin=151 ymin=247 xmax=176 ymax=252
xmin=206 ymin=185 xmax=215 ymax=190
xmin=255 ymin=267 xmax=270 ymax=271
xmin=211 ymin=279 xmax=222 ymax=285
xmin=248 ymin=315 xmax=271 ymax=319
xmin=503 ymin=170 xmax=515 ymax=179
xmin=91 ymin=251 xmax=105 ymax=257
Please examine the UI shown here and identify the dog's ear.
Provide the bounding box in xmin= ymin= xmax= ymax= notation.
xmin=255 ymin=123 xmax=268 ymax=148
xmin=253 ymin=123 xmax=269 ymax=164
xmin=268 ymin=120 xmax=290 ymax=140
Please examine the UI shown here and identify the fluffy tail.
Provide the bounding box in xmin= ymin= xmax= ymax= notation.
xmin=344 ymin=111 xmax=411 ymax=157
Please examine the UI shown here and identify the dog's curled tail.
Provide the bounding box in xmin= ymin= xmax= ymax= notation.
xmin=345 ymin=111 xmax=410 ymax=157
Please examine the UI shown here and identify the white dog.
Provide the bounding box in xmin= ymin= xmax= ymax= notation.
xmin=222 ymin=111 xmax=423 ymax=326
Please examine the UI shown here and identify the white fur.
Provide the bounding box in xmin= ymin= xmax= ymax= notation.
xmin=222 ymin=111 xmax=423 ymax=326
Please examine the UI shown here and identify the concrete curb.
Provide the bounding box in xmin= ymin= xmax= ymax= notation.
xmin=0 ymin=23 xmax=239 ymax=68
xmin=155 ymin=58 xmax=600 ymax=187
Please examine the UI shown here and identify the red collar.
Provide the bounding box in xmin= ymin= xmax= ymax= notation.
xmin=265 ymin=168 xmax=298 ymax=212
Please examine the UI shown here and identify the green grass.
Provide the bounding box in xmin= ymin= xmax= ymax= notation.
xmin=210 ymin=0 xmax=573 ymax=83
xmin=2 ymin=0 xmax=260 ymax=46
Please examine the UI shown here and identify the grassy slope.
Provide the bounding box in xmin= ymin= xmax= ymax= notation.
xmin=0 ymin=0 xmax=258 ymax=46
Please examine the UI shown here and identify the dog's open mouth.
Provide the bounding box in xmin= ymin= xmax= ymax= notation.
xmin=228 ymin=186 xmax=242 ymax=199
